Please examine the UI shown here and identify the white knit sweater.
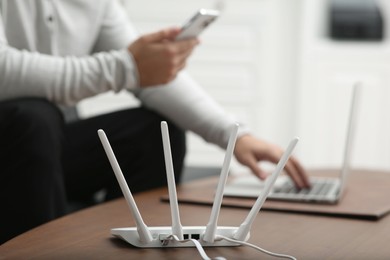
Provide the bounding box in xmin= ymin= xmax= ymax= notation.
xmin=0 ymin=0 xmax=250 ymax=148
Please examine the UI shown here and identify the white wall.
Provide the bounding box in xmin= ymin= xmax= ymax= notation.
xmin=297 ymin=0 xmax=390 ymax=171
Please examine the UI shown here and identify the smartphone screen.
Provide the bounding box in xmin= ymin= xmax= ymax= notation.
xmin=175 ymin=9 xmax=219 ymax=41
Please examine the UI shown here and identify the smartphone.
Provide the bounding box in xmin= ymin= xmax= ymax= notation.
xmin=175 ymin=9 xmax=220 ymax=41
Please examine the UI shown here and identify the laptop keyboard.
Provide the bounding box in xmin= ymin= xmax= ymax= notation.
xmin=273 ymin=179 xmax=335 ymax=196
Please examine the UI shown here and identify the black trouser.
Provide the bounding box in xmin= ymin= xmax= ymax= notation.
xmin=0 ymin=98 xmax=186 ymax=244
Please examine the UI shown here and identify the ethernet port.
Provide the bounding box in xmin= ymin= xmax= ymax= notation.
xmin=191 ymin=234 xmax=200 ymax=240
xmin=183 ymin=234 xmax=189 ymax=239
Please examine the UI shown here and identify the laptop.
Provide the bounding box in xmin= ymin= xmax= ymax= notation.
xmin=224 ymin=82 xmax=362 ymax=204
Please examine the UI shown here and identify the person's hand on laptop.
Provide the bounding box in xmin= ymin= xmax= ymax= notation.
xmin=234 ymin=134 xmax=311 ymax=189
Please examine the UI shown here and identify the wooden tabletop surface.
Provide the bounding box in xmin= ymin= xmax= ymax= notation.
xmin=1 ymin=174 xmax=390 ymax=259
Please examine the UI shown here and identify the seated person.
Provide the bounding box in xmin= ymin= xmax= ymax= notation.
xmin=0 ymin=0 xmax=309 ymax=244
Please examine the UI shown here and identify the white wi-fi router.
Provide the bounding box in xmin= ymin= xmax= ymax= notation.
xmin=98 ymin=122 xmax=299 ymax=248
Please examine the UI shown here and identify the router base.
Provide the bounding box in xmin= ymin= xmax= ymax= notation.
xmin=112 ymin=226 xmax=247 ymax=248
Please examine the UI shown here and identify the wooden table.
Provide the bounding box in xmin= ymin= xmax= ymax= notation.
xmin=1 ymin=177 xmax=390 ymax=259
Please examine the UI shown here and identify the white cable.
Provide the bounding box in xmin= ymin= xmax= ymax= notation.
xmin=163 ymin=234 xmax=296 ymax=260
xmin=163 ymin=235 xmax=226 ymax=260
xmin=215 ymin=235 xmax=297 ymax=260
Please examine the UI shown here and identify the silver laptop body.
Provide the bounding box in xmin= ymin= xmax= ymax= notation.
xmin=269 ymin=83 xmax=361 ymax=203
xmin=224 ymin=82 xmax=361 ymax=204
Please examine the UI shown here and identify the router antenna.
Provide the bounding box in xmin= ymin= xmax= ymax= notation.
xmin=161 ymin=121 xmax=184 ymax=240
xmin=233 ymin=137 xmax=299 ymax=241
xmin=98 ymin=129 xmax=153 ymax=243
xmin=203 ymin=123 xmax=239 ymax=243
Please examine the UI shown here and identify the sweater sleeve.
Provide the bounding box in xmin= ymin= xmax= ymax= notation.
xmin=133 ymin=72 xmax=251 ymax=149
xmin=0 ymin=2 xmax=139 ymax=105
xmin=0 ymin=45 xmax=139 ymax=105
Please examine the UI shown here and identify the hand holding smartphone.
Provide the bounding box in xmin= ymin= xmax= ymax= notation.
xmin=175 ymin=9 xmax=220 ymax=41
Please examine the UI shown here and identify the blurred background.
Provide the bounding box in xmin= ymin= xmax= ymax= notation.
xmin=78 ymin=0 xmax=390 ymax=176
